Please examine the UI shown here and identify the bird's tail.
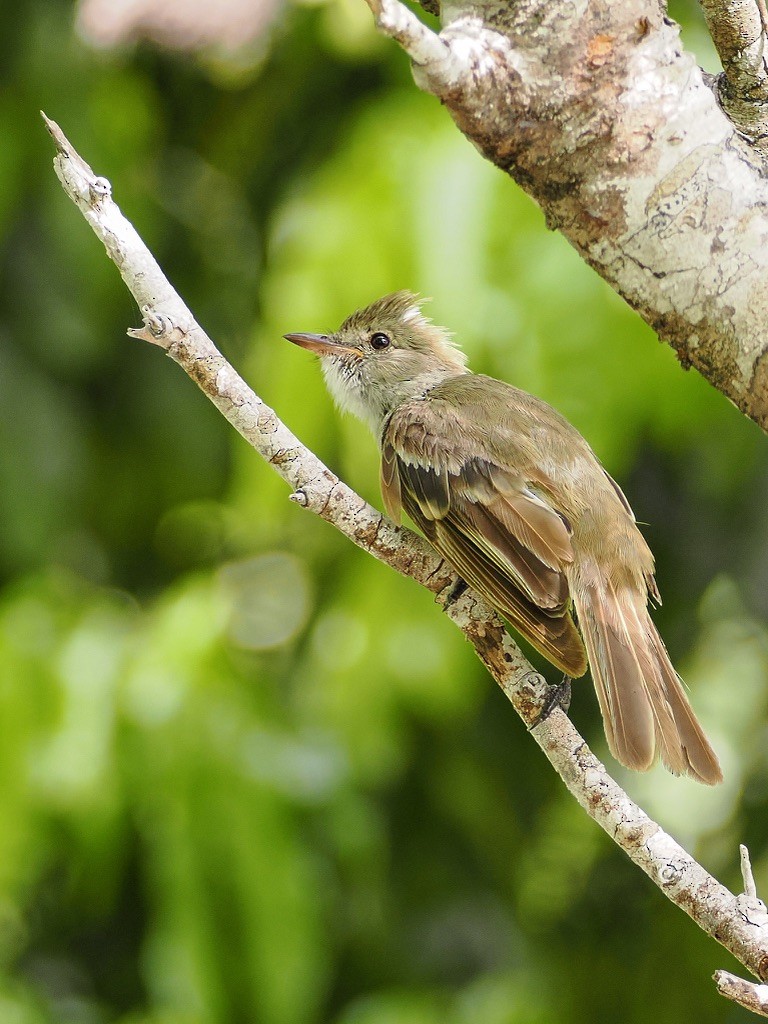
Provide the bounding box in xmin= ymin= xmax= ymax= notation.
xmin=572 ymin=580 xmax=722 ymax=785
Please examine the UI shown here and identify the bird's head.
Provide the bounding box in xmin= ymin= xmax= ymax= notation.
xmin=284 ymin=291 xmax=469 ymax=432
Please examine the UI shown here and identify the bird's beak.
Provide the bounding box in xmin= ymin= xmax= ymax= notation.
xmin=283 ymin=333 xmax=362 ymax=358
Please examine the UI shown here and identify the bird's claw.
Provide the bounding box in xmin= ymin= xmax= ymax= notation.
xmin=444 ymin=577 xmax=469 ymax=606
xmin=530 ymin=675 xmax=572 ymax=729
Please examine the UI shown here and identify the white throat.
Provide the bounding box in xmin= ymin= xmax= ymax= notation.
xmin=321 ymin=356 xmax=467 ymax=438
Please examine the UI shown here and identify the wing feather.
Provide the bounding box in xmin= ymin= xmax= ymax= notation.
xmin=381 ymin=441 xmax=402 ymax=521
xmin=450 ymin=500 xmax=568 ymax=609
xmin=398 ymin=459 xmax=451 ymax=521
xmin=402 ymin=492 xmax=586 ymax=676
xmin=383 ymin=403 xmax=587 ymax=677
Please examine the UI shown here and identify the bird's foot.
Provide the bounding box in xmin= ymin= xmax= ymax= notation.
xmin=530 ymin=675 xmax=572 ymax=729
xmin=444 ymin=577 xmax=468 ymax=606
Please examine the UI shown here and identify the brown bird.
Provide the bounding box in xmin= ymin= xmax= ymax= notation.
xmin=285 ymin=291 xmax=722 ymax=784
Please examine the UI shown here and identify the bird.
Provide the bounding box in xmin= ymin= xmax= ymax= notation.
xmin=284 ymin=291 xmax=722 ymax=784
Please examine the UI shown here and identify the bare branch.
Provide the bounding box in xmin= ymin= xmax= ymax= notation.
xmin=45 ymin=114 xmax=768 ymax=984
xmin=718 ymin=841 xmax=768 ymax=1010
xmin=715 ymin=970 xmax=768 ymax=1016
xmin=700 ymin=0 xmax=768 ymax=140
xmin=362 ymin=0 xmax=454 ymax=82
xmin=741 ymin=843 xmax=762 ymax=902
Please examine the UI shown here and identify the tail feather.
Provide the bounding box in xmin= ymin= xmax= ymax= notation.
xmin=574 ymin=581 xmax=722 ymax=785
xmin=646 ymin=627 xmax=723 ymax=785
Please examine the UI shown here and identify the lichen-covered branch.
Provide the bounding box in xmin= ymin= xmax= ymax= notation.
xmin=362 ymin=0 xmax=768 ymax=430
xmin=44 ymin=114 xmax=768 ymax=993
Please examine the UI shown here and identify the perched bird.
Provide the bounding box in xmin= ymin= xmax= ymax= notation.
xmin=285 ymin=291 xmax=722 ymax=784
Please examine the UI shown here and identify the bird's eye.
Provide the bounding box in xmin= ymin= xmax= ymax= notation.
xmin=370 ymin=332 xmax=391 ymax=351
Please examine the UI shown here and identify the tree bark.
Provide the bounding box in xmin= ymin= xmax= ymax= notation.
xmin=365 ymin=0 xmax=768 ymax=429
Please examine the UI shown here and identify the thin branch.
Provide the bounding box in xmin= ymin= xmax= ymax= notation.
xmin=44 ymin=113 xmax=768 ymax=984
xmin=758 ymin=0 xmax=768 ymax=38
xmin=715 ymin=842 xmax=768 ymax=1013
xmin=741 ymin=843 xmax=761 ymax=902
xmin=715 ymin=970 xmax=768 ymax=1016
xmin=362 ymin=0 xmax=452 ymax=75
xmin=699 ymin=0 xmax=768 ymax=140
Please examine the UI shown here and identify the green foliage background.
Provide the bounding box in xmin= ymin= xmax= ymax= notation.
xmin=2 ymin=0 xmax=768 ymax=1020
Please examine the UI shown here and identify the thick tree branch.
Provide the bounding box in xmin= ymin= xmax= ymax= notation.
xmin=45 ymin=115 xmax=768 ymax=1000
xmin=362 ymin=0 xmax=768 ymax=430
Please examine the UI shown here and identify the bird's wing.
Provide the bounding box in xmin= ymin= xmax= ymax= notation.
xmin=382 ymin=402 xmax=588 ymax=677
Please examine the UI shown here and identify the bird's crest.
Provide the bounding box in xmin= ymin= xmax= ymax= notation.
xmin=340 ymin=291 xmax=468 ymax=370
